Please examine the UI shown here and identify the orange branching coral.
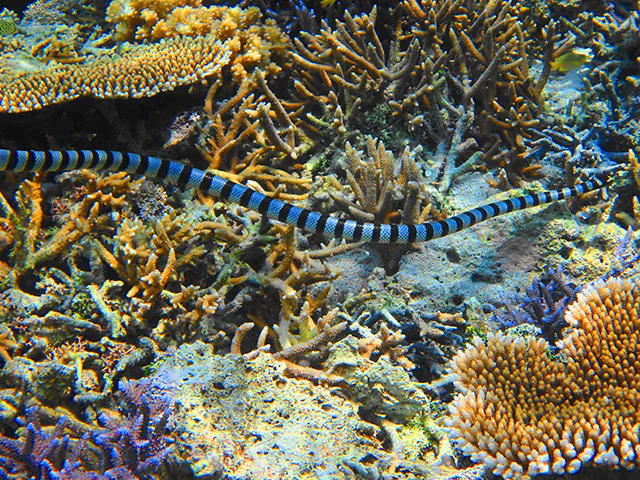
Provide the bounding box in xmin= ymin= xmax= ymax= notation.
xmin=446 ymin=276 xmax=640 ymax=478
xmin=1 ymin=6 xmax=289 ymax=112
xmin=0 ymin=172 xmax=137 ymax=285
xmin=92 ymin=210 xmax=206 ymax=301
xmin=197 ymin=71 xmax=311 ymax=174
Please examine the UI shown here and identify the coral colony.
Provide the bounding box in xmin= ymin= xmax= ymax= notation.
xmin=0 ymin=0 xmax=639 ymax=478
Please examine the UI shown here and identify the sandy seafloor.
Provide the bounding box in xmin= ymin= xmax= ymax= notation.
xmin=0 ymin=0 xmax=639 ymax=479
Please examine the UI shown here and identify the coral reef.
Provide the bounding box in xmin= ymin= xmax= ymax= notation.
xmin=1 ymin=6 xmax=289 ymax=112
xmin=446 ymin=275 xmax=640 ymax=478
xmin=290 ymin=2 xmax=565 ymax=182
xmin=0 ymin=380 xmax=176 ymax=479
xmin=0 ymin=0 xmax=639 ymax=479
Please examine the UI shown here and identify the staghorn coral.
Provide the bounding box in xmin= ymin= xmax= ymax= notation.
xmin=197 ymin=70 xmax=312 ymax=173
xmin=323 ymin=136 xmax=435 ymax=273
xmin=0 ymin=6 xmax=289 ymax=113
xmin=291 ymin=3 xmax=560 ymax=170
xmin=0 ymin=380 xmax=176 ymax=479
xmin=446 ymin=275 xmax=640 ymax=478
xmin=92 ymin=209 xmax=207 ymax=301
xmin=291 ymin=7 xmax=405 ymax=137
xmin=0 ymin=172 xmax=137 ymax=286
xmin=492 ymin=266 xmax=578 ymax=334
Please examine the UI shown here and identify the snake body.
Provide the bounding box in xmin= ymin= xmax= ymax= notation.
xmin=0 ymin=148 xmax=610 ymax=244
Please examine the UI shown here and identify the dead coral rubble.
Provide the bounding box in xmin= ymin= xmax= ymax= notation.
xmin=446 ymin=275 xmax=640 ymax=478
xmin=146 ymin=341 xmax=391 ymax=478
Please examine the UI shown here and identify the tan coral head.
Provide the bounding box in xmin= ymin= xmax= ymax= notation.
xmin=446 ymin=275 xmax=640 ymax=479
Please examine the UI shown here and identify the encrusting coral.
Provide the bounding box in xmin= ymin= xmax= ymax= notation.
xmin=446 ymin=275 xmax=640 ymax=478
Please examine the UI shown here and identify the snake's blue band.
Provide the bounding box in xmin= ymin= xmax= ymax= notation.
xmin=0 ymin=148 xmax=609 ymax=244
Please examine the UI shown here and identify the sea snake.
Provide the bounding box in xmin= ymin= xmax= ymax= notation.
xmin=0 ymin=148 xmax=616 ymax=244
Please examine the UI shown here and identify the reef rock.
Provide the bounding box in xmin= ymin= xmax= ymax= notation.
xmin=148 ymin=341 xmax=392 ymax=478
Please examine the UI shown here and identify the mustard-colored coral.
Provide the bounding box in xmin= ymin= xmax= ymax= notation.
xmin=446 ymin=275 xmax=640 ymax=478
xmin=106 ymin=0 xmax=200 ymax=40
xmin=0 ymin=6 xmax=289 ymax=113
xmin=106 ymin=0 xmax=288 ymax=49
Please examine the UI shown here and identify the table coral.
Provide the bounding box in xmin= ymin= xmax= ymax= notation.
xmin=0 ymin=6 xmax=289 ymax=112
xmin=446 ymin=275 xmax=640 ymax=478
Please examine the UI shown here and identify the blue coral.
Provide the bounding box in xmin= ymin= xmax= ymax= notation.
xmin=492 ymin=266 xmax=577 ymax=337
xmin=0 ymin=379 xmax=176 ymax=480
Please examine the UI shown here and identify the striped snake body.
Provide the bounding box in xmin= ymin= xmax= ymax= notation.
xmin=0 ymin=148 xmax=616 ymax=244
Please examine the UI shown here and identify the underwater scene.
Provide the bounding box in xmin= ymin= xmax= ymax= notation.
xmin=0 ymin=0 xmax=639 ymax=478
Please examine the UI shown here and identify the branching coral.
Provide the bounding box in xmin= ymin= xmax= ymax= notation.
xmin=446 ymin=275 xmax=640 ymax=478
xmin=92 ymin=209 xmax=207 ymax=301
xmin=0 ymin=173 xmax=137 ymax=286
xmin=106 ymin=0 xmax=201 ymax=41
xmin=0 ymin=379 xmax=175 ymax=479
xmin=290 ymin=1 xmax=581 ymax=182
xmin=319 ymin=135 xmax=441 ymax=273
xmin=399 ymin=0 xmax=569 ymax=152
xmin=291 ymin=7 xmax=408 ymax=135
xmin=197 ymin=70 xmax=312 ymax=173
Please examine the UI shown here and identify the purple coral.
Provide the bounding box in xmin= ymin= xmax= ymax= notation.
xmin=93 ymin=380 xmax=175 ymax=478
xmin=0 ymin=406 xmax=92 ymax=479
xmin=492 ymin=266 xmax=577 ymax=337
xmin=0 ymin=379 xmax=176 ymax=479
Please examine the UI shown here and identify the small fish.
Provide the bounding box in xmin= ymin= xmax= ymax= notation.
xmin=550 ymin=47 xmax=594 ymax=72
xmin=320 ymin=0 xmax=337 ymax=6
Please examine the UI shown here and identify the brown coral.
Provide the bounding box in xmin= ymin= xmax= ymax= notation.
xmin=446 ymin=275 xmax=640 ymax=478
xmin=0 ymin=6 xmax=289 ymax=113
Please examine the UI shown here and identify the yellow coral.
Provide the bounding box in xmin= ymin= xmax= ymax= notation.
xmin=106 ymin=0 xmax=201 ymax=41
xmin=1 ymin=7 xmax=289 ymax=113
xmin=446 ymin=276 xmax=640 ymax=478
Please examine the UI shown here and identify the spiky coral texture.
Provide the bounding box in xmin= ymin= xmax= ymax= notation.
xmin=446 ymin=275 xmax=640 ymax=478
xmin=1 ymin=6 xmax=288 ymax=112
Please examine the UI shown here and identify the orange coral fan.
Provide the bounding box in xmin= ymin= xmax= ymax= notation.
xmin=446 ymin=276 xmax=640 ymax=478
xmin=0 ymin=7 xmax=289 ymax=113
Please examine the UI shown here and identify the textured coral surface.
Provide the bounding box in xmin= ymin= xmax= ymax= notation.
xmin=447 ymin=276 xmax=640 ymax=478
xmin=0 ymin=0 xmax=639 ymax=479
xmin=147 ymin=342 xmax=390 ymax=478
xmin=0 ymin=5 xmax=288 ymax=112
